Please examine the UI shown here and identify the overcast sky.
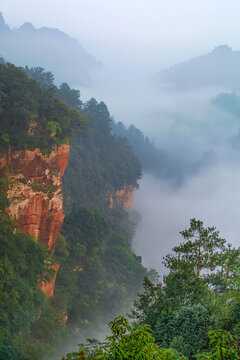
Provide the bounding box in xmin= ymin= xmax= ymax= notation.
xmin=1 ymin=0 xmax=240 ymax=70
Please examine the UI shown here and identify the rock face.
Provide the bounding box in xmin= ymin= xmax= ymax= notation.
xmin=0 ymin=144 xmax=70 ymax=297
xmin=40 ymin=263 xmax=60 ymax=298
xmin=109 ymin=185 xmax=134 ymax=211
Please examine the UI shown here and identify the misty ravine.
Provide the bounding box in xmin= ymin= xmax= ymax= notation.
xmin=0 ymin=4 xmax=240 ymax=360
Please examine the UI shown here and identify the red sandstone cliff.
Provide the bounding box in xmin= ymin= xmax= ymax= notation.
xmin=0 ymin=143 xmax=70 ymax=297
xmin=109 ymin=185 xmax=134 ymax=211
xmin=40 ymin=263 xmax=60 ymax=298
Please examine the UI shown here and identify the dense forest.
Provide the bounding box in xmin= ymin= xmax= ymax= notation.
xmin=0 ymin=63 xmax=86 ymax=153
xmin=111 ymin=121 xmax=182 ymax=183
xmin=65 ymin=219 xmax=240 ymax=359
xmin=0 ymin=63 xmax=146 ymax=359
xmin=0 ymin=59 xmax=239 ymax=360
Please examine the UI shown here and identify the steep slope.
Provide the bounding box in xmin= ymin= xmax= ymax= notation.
xmin=0 ymin=63 xmax=86 ymax=298
xmin=0 ymin=12 xmax=100 ymax=85
xmin=0 ymin=63 xmax=146 ymax=360
xmin=112 ymin=121 xmax=183 ymax=184
xmin=157 ymin=45 xmax=240 ymax=91
xmin=0 ymin=145 xmax=70 ymax=250
xmin=109 ymin=185 xmax=134 ymax=210
xmin=63 ymin=98 xmax=142 ymax=212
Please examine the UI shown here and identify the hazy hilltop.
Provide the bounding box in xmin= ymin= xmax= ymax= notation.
xmin=157 ymin=45 xmax=240 ymax=91
xmin=0 ymin=12 xmax=100 ymax=86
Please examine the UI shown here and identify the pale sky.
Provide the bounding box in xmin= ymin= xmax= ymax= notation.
xmin=1 ymin=0 xmax=240 ymax=70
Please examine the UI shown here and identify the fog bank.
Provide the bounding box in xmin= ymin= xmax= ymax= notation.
xmin=133 ymin=161 xmax=240 ymax=274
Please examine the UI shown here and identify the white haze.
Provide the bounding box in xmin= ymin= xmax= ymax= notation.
xmin=84 ymin=63 xmax=240 ymax=274
xmin=1 ymin=1 xmax=240 ymax=274
xmin=3 ymin=0 xmax=240 ymax=69
xmin=133 ymin=161 xmax=240 ymax=274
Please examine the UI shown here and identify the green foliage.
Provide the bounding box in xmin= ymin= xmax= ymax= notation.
xmin=65 ymin=316 xmax=187 ymax=360
xmin=158 ymin=348 xmax=188 ymax=360
xmin=93 ymin=315 xmax=161 ymax=360
xmin=0 ymin=62 xmax=144 ymax=359
xmin=55 ymin=207 xmax=146 ymax=344
xmin=194 ymin=353 xmax=212 ymax=360
xmin=112 ymin=121 xmax=182 ymax=183
xmin=0 ymin=132 xmax=9 ymax=144
xmin=24 ymin=66 xmax=56 ymax=93
xmin=57 ymin=83 xmax=82 ymax=110
xmin=30 ymin=181 xmax=57 ymax=197
xmin=0 ymin=171 xmax=56 ymax=359
xmin=63 ymin=98 xmax=142 ymax=211
xmin=207 ymin=329 xmax=240 ymax=359
xmin=46 ymin=120 xmax=62 ymax=134
xmin=196 ymin=330 xmax=240 ymax=359
xmin=163 ymin=218 xmax=226 ymax=278
xmin=131 ymin=277 xmax=164 ymax=331
xmin=0 ymin=63 xmax=87 ymax=153
xmin=62 ymin=350 xmax=87 ymax=360
xmin=55 ymin=234 xmax=70 ymax=265
xmin=131 ymin=219 xmax=240 ymax=359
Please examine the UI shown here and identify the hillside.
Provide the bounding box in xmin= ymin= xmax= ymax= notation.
xmin=0 ymin=63 xmax=146 ymax=360
xmin=112 ymin=121 xmax=182 ymax=183
xmin=157 ymin=45 xmax=240 ymax=91
xmin=0 ymin=12 xmax=100 ymax=86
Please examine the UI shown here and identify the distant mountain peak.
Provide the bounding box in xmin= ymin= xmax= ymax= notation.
xmin=0 ymin=13 xmax=101 ymax=86
xmin=19 ymin=22 xmax=35 ymax=32
xmin=0 ymin=12 xmax=10 ymax=31
xmin=157 ymin=45 xmax=240 ymax=91
xmin=211 ymin=45 xmax=232 ymax=54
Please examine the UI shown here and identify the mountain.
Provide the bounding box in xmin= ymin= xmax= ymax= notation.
xmin=0 ymin=63 xmax=146 ymax=359
xmin=0 ymin=12 xmax=100 ymax=86
xmin=157 ymin=45 xmax=240 ymax=91
xmin=213 ymin=92 xmax=240 ymax=118
xmin=112 ymin=121 xmax=183 ymax=184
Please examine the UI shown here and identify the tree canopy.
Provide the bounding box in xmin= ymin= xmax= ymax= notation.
xmin=0 ymin=63 xmax=87 ymax=153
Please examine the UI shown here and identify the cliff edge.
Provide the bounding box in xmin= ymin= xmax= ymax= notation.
xmin=109 ymin=185 xmax=134 ymax=211
xmin=0 ymin=143 xmax=70 ymax=296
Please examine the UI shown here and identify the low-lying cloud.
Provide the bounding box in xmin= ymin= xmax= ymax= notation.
xmin=133 ymin=159 xmax=240 ymax=274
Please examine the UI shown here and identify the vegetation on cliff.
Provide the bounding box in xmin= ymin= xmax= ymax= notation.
xmin=2 ymin=61 xmax=239 ymax=360
xmin=0 ymin=63 xmax=145 ymax=359
xmin=47 ymin=71 xmax=145 ymax=356
xmin=111 ymin=121 xmax=182 ymax=183
xmin=0 ymin=171 xmax=56 ymax=360
xmin=0 ymin=63 xmax=87 ymax=154
xmin=63 ymin=98 xmax=142 ymax=210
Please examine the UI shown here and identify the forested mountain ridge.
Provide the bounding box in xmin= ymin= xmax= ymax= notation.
xmin=0 ymin=63 xmax=83 ymax=359
xmin=0 ymin=62 xmax=146 ymax=359
xmin=0 ymin=12 xmax=100 ymax=85
xmin=112 ymin=120 xmax=182 ymax=183
xmin=157 ymin=45 xmax=240 ymax=91
xmin=63 ymin=99 xmax=142 ymax=211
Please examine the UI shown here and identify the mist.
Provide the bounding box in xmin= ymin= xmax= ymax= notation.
xmin=82 ymin=55 xmax=240 ymax=277
xmin=77 ymin=45 xmax=240 ymax=277
xmin=1 ymin=3 xmax=240 ymax=277
xmin=133 ymin=160 xmax=240 ymax=274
